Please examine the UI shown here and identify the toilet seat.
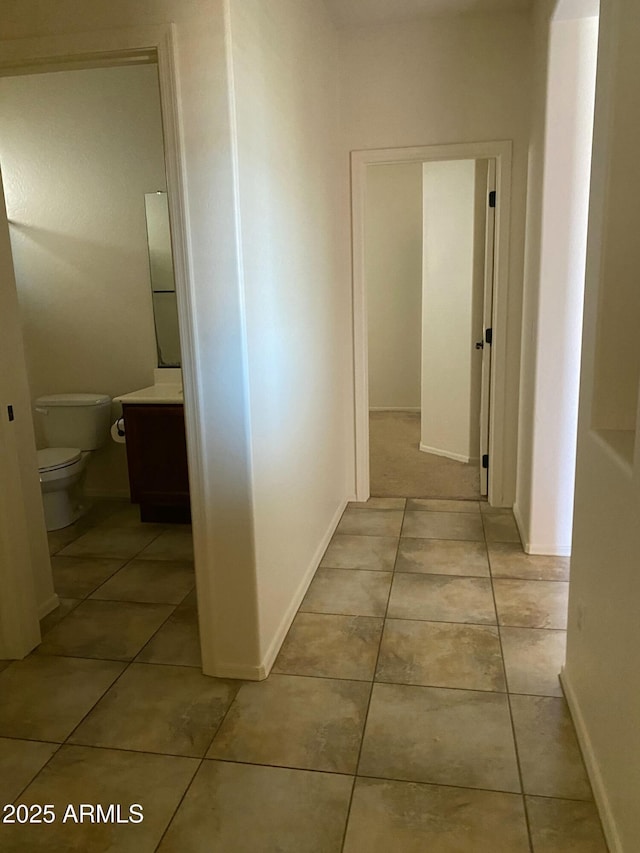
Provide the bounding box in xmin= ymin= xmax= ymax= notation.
xmin=37 ymin=447 xmax=81 ymax=473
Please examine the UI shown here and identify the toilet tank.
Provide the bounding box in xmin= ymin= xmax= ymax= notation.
xmin=35 ymin=393 xmax=112 ymax=450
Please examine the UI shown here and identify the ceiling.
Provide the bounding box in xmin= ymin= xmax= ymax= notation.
xmin=325 ymin=0 xmax=532 ymax=28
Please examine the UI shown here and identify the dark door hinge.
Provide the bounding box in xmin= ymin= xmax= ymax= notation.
xmin=7 ymin=405 xmax=14 ymax=422
xmin=485 ymin=328 xmax=493 ymax=345
xmin=488 ymin=190 xmax=496 ymax=208
xmin=482 ymin=454 xmax=489 ymax=469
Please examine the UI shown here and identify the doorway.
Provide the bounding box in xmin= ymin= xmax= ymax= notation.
xmin=365 ymin=157 xmax=495 ymax=500
xmin=0 ymin=32 xmax=206 ymax=664
xmin=351 ymin=141 xmax=511 ymax=505
xmin=0 ymin=60 xmax=198 ymax=654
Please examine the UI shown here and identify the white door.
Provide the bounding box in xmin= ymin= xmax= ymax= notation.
xmin=0 ymin=166 xmax=47 ymax=659
xmin=479 ymin=160 xmax=496 ymax=496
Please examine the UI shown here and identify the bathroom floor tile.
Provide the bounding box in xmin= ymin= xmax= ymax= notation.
xmin=47 ymin=525 xmax=84 ymax=555
xmin=525 ymin=796 xmax=608 ymax=852
xmin=480 ymin=502 xmax=509 ymax=514
xmin=90 ymin=558 xmax=195 ymax=605
xmin=0 ymin=738 xmax=59 ymax=804
xmin=94 ymin=502 xmax=161 ymax=529
xmin=39 ymin=598 xmax=81 ymax=636
xmin=406 ymin=498 xmax=481 ymax=513
xmin=136 ymin=606 xmax=201 ymax=668
xmin=402 ymin=510 xmax=484 ymax=541
xmin=136 ymin=527 xmax=194 ymax=561
xmin=375 ymin=619 xmax=505 ymax=691
xmin=348 ymin=497 xmax=406 ymax=510
xmin=320 ymin=534 xmax=398 ymax=571
xmin=488 ymin=542 xmax=570 ymax=581
xmin=300 ymin=569 xmax=391 ymax=617
xmin=69 ymin=663 xmax=237 ymax=757
xmin=37 ymin=599 xmax=174 ymax=661
xmin=359 ymin=683 xmax=520 ymax=792
xmin=273 ymin=612 xmax=383 ymax=681
xmin=387 ymin=573 xmax=496 ymax=624
xmin=395 ymin=538 xmax=489 ymax=576
xmin=343 ymin=778 xmax=529 ymax=853
xmin=2 ymin=745 xmax=198 ymax=853
xmin=510 ymin=695 xmax=593 ymax=800
xmin=482 ymin=511 xmax=521 ymax=543
xmin=80 ymin=500 xmax=130 ymax=526
xmin=501 ymin=627 xmax=566 ymax=696
xmin=50 ymin=556 xmax=126 ymax=598
xmin=159 ymin=760 xmax=353 ymax=853
xmin=493 ymin=580 xmax=569 ymax=629
xmin=208 ymin=674 xmax=369 ymax=774
xmin=178 ymin=588 xmax=197 ymax=608
xmin=0 ymin=655 xmax=125 ymax=742
xmin=336 ymin=508 xmax=404 ymax=537
xmin=58 ymin=526 xmax=161 ymax=560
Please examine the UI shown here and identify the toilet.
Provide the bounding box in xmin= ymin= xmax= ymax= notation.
xmin=35 ymin=393 xmax=112 ymax=531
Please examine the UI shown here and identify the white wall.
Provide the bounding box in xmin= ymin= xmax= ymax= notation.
xmin=420 ymin=159 xmax=478 ymax=463
xmin=365 ymin=162 xmax=423 ymax=410
xmin=0 ymin=171 xmax=53 ymax=647
xmin=0 ymin=0 xmax=261 ymax=677
xmin=340 ymin=11 xmax=532 ymax=503
xmin=0 ymin=64 xmax=166 ymax=498
xmin=564 ymin=0 xmax=640 ymax=848
xmin=514 ymin=4 xmax=598 ymax=555
xmin=228 ymin=0 xmax=351 ymax=670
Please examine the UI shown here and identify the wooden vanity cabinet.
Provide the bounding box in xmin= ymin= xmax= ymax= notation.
xmin=122 ymin=403 xmax=191 ymax=523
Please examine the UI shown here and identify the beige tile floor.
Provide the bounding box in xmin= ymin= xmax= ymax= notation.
xmin=0 ymin=499 xmax=609 ymax=852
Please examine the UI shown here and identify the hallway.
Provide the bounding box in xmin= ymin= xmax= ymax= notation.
xmin=0 ymin=499 xmax=606 ymax=851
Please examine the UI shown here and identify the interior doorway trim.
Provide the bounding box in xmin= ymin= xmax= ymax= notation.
xmin=351 ymin=140 xmax=513 ymax=505
xmin=0 ymin=26 xmax=207 ymax=658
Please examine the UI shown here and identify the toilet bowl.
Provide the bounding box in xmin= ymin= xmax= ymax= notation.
xmin=35 ymin=393 xmax=112 ymax=531
xmin=37 ymin=448 xmax=91 ymax=531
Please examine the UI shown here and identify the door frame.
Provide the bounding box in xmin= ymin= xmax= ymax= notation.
xmin=0 ymin=27 xmax=205 ymax=655
xmin=351 ymin=140 xmax=513 ymax=505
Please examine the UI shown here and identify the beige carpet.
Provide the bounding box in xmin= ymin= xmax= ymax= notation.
xmin=369 ymin=411 xmax=480 ymax=499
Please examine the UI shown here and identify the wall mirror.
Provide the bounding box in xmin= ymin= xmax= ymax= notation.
xmin=144 ymin=191 xmax=181 ymax=367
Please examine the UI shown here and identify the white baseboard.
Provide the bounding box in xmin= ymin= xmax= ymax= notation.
xmin=369 ymin=407 xmax=421 ymax=413
xmin=513 ymin=502 xmax=572 ymax=556
xmin=419 ymin=443 xmax=475 ymax=464
xmin=525 ymin=543 xmax=572 ymax=556
xmin=208 ymin=661 xmax=269 ymax=680
xmin=38 ymin=593 xmax=60 ymax=620
xmin=560 ymin=668 xmax=622 ymax=853
xmin=257 ymin=496 xmax=349 ymax=680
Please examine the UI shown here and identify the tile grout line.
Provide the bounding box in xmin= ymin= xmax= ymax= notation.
xmin=153 ymin=679 xmax=243 ymax=851
xmin=26 ymin=647 xmax=569 ymax=699
xmin=10 ymin=741 xmax=64 ymax=806
xmin=3 ymin=732 xmax=598 ymax=807
xmin=338 ymin=506 xmax=404 ymax=853
xmin=483 ymin=512 xmax=535 ymax=853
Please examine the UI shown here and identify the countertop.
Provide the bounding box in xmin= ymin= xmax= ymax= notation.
xmin=114 ymin=383 xmax=183 ymax=405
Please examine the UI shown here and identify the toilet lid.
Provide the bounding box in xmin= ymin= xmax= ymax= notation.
xmin=37 ymin=447 xmax=82 ymax=472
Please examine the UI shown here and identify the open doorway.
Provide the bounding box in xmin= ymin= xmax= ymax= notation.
xmin=0 ymin=60 xmax=198 ymax=657
xmin=0 ymin=52 xmax=200 ymax=664
xmin=352 ymin=141 xmax=511 ymax=506
xmin=365 ymin=157 xmax=495 ymax=500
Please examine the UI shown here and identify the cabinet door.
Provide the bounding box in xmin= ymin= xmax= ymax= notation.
xmin=123 ymin=405 xmax=190 ymax=505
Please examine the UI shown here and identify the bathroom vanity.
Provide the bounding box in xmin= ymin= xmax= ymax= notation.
xmin=113 ymin=193 xmax=189 ymax=522
xmin=115 ymin=372 xmax=190 ymax=523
